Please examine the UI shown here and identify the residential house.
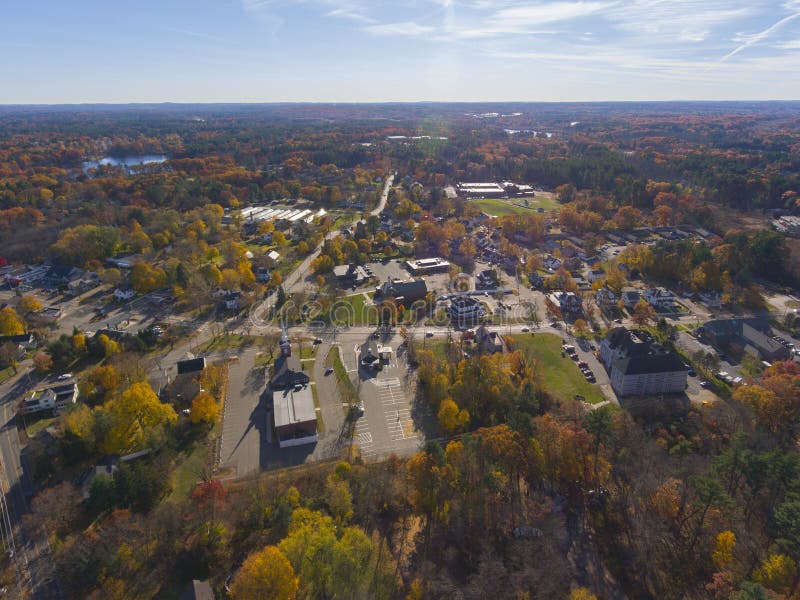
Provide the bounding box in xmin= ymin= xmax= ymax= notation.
xmin=587 ymin=267 xmax=606 ymax=283
xmin=177 ymin=357 xmax=206 ymax=375
xmin=543 ymin=255 xmax=562 ymax=272
xmin=595 ymin=288 xmax=617 ymax=308
xmin=270 ymin=331 xmax=310 ymax=389
xmin=448 ymin=296 xmax=486 ymax=324
xmin=643 ymin=287 xmax=675 ymax=310
xmin=223 ymin=291 xmax=242 ymax=311
xmin=621 ymin=289 xmax=641 ymax=310
xmin=114 ymin=287 xmax=136 ymax=301
xmin=29 ymin=307 xmax=61 ymax=325
xmin=549 ymin=292 xmax=582 ymax=316
xmin=699 ymin=291 xmax=722 ymax=309
xmin=0 ymin=333 xmax=35 ymax=356
xmin=474 ymin=324 xmax=504 ymax=354
xmin=333 ymin=264 xmax=369 ymax=287
xmin=42 ymin=265 xmax=84 ymax=288
xmin=256 ymin=267 xmax=271 ymax=283
xmin=21 ymin=383 xmax=78 ymax=415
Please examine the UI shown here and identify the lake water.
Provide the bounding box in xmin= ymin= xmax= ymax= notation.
xmin=82 ymin=154 xmax=168 ymax=172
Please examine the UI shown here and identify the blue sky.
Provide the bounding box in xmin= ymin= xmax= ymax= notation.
xmin=2 ymin=0 xmax=799 ymax=102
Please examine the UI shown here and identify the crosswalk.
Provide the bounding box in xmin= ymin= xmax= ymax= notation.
xmin=374 ymin=377 xmax=418 ymax=442
xmin=354 ymin=419 xmax=375 ymax=457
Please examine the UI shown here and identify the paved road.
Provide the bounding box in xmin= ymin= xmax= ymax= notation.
xmin=0 ymin=367 xmax=60 ymax=598
xmin=219 ymin=347 xmax=266 ymax=477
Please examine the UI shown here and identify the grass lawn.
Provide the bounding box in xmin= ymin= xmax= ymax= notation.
xmin=23 ymin=413 xmax=58 ymax=437
xmin=328 ymin=347 xmax=357 ymax=406
xmin=471 ymin=198 xmax=532 ymax=217
xmin=472 ymin=194 xmax=559 ymax=217
xmin=197 ymin=334 xmax=275 ymax=353
xmin=169 ymin=441 xmax=211 ymax=500
xmin=508 ymin=333 xmax=606 ymax=404
xmin=331 ymin=293 xmax=379 ymax=327
xmin=0 ymin=365 xmax=16 ymax=386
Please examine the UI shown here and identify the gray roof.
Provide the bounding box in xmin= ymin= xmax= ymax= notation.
xmin=613 ymin=352 xmax=686 ymax=376
xmin=177 ymin=357 xmax=206 ymax=375
xmin=270 ymin=354 xmax=309 ymax=389
xmin=273 ymin=384 xmax=316 ymax=428
xmin=380 ymin=279 xmax=427 ymax=302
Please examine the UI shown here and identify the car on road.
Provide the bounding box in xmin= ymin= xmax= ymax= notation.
xmin=313 ymin=338 xmax=322 ymax=344
xmin=613 ymin=318 xmax=622 ymax=323
xmin=371 ymin=332 xmax=380 ymax=339
xmin=57 ymin=373 xmax=73 ymax=381
xmin=425 ymin=332 xmax=434 ymax=338
xmin=353 ymin=401 xmax=365 ymax=417
xmin=577 ymin=361 xmax=588 ymax=368
xmin=687 ymin=369 xmax=696 ymax=376
xmin=700 ymin=380 xmax=710 ymax=388
xmin=550 ymin=322 xmax=562 ymax=328
xmin=521 ymin=327 xmax=530 ymax=332
xmin=324 ymin=367 xmax=334 ymax=376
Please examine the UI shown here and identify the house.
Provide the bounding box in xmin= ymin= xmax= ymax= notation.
xmin=528 ymin=273 xmax=544 ymax=289
xmin=271 ymin=330 xmax=316 ymax=448
xmin=0 ymin=333 xmax=35 ymax=354
xmin=698 ymin=318 xmax=790 ymax=362
xmin=596 ymin=288 xmax=617 ymax=308
xmin=643 ymin=287 xmax=675 ymax=310
xmin=587 ymin=267 xmax=606 ymax=283
xmin=333 ymin=264 xmax=370 ymax=287
xmin=376 ymin=279 xmax=428 ymax=305
xmin=543 ymin=255 xmax=562 ymax=272
xmin=548 ymin=292 xmax=582 ymax=315
xmin=267 ymin=250 xmax=281 ymax=262
xmin=114 ymin=287 xmax=136 ymax=301
xmin=79 ymin=449 xmax=154 ymax=499
xmin=620 ymin=289 xmax=641 ymax=310
xmin=474 ymin=324 xmax=504 ymax=354
xmin=256 ymin=267 xmax=271 ymax=283
xmin=476 ymin=269 xmax=499 ymax=289
xmin=699 ymin=291 xmax=722 ymax=309
xmin=42 ymin=265 xmax=84 ymax=288
xmin=223 ymin=291 xmax=242 ymax=310
xmin=180 ymin=580 xmax=215 ymax=600
xmin=30 ymin=307 xmax=61 ymax=324
xmin=406 ymin=257 xmax=450 ymax=275
xmin=21 ymin=383 xmax=78 ymax=415
xmin=448 ymin=296 xmax=486 ymax=324
xmin=600 ymin=327 xmax=687 ymax=396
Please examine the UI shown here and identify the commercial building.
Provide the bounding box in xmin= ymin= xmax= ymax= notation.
xmin=406 ymin=257 xmax=451 ymax=275
xmin=600 ymin=327 xmax=687 ymax=397
xmin=698 ymin=318 xmax=790 ymax=362
xmin=457 ymin=182 xmax=506 ymax=198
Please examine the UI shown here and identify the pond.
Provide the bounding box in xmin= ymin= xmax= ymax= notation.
xmin=82 ymin=154 xmax=168 ymax=173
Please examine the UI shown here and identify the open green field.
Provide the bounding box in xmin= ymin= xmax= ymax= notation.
xmin=508 ymin=333 xmax=606 ymax=404
xmin=471 ymin=193 xmax=559 ymax=217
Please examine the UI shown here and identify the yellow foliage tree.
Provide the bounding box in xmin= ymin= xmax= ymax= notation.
xmin=230 ymin=546 xmax=298 ymax=600
xmin=437 ymin=398 xmax=470 ymax=435
xmin=17 ymin=295 xmax=43 ymax=316
xmin=712 ymin=530 xmax=736 ymax=570
xmin=72 ymin=332 xmax=86 ymax=352
xmin=189 ymin=391 xmax=219 ymax=426
xmin=98 ymin=333 xmax=120 ymax=358
xmin=0 ymin=307 xmax=25 ymax=336
xmin=102 ymin=382 xmax=177 ymax=454
xmin=753 ymin=553 xmax=796 ymax=594
xmin=569 ymin=588 xmax=598 ymax=600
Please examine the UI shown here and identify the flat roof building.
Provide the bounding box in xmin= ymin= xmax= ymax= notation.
xmin=406 ymin=257 xmax=450 ymax=274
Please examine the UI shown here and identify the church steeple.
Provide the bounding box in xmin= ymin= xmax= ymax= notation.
xmin=280 ymin=326 xmax=291 ymax=357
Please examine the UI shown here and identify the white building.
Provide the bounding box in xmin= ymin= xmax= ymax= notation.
xmin=21 ymin=383 xmax=78 ymax=415
xmin=407 ymin=257 xmax=450 ymax=274
xmin=114 ymin=287 xmax=136 ymax=301
xmin=448 ymin=296 xmax=486 ymax=323
xmin=643 ymin=287 xmax=675 ymax=309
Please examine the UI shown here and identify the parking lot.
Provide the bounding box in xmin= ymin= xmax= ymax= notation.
xmin=338 ymin=334 xmax=423 ymax=459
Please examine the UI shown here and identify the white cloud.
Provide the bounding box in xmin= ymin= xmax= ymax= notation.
xmin=722 ymin=10 xmax=800 ymax=60
xmin=490 ymin=1 xmax=617 ymax=26
xmin=364 ymin=21 xmax=436 ymax=36
xmin=775 ymin=39 xmax=800 ymax=49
